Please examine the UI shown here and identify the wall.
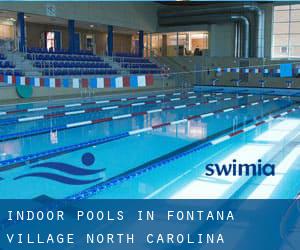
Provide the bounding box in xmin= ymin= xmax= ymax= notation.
xmin=0 ymin=77 xmax=177 ymax=103
xmin=0 ymin=2 xmax=159 ymax=32
xmin=262 ymin=3 xmax=274 ymax=59
xmin=156 ymin=21 xmax=237 ymax=58
xmin=113 ymin=33 xmax=132 ymax=53
xmin=0 ymin=2 xmax=277 ymax=59
xmin=156 ymin=3 xmax=275 ymax=59
xmin=2 ymin=2 xmax=275 ymax=59
xmin=26 ymin=22 xmax=68 ymax=49
xmin=155 ymin=2 xmax=292 ymax=88
xmin=209 ymin=23 xmax=235 ymax=57
xmin=163 ymin=56 xmax=300 ymax=89
xmin=26 ymin=22 xmax=132 ymax=55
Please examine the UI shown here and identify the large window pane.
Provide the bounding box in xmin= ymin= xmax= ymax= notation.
xmin=273 ymin=46 xmax=289 ymax=57
xmin=274 ymin=10 xmax=290 ymax=22
xmin=0 ymin=24 xmax=14 ymax=40
xmin=273 ymin=34 xmax=289 ymax=46
xmin=151 ymin=34 xmax=162 ymax=56
xmin=290 ymin=34 xmax=300 ymax=46
xmin=291 ymin=4 xmax=300 ymax=10
xmin=166 ymin=33 xmax=177 ymax=46
xmin=289 ymin=46 xmax=300 ymax=57
xmin=272 ymin=4 xmax=300 ymax=58
xmin=275 ymin=5 xmax=290 ymax=11
xmin=152 ymin=31 xmax=208 ymax=57
xmin=290 ymin=22 xmax=300 ymax=33
xmin=178 ymin=33 xmax=188 ymax=47
xmin=190 ymin=32 xmax=208 ymax=50
xmin=291 ymin=10 xmax=300 ymax=21
xmin=273 ymin=22 xmax=290 ymax=34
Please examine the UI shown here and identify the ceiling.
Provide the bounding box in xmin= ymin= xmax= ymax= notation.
xmin=158 ymin=1 xmax=220 ymax=6
xmin=0 ymin=9 xmax=139 ymax=35
xmin=157 ymin=1 xmax=264 ymax=6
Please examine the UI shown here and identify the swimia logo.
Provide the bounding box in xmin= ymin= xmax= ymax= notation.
xmin=205 ymin=159 xmax=275 ymax=176
xmin=13 ymin=153 xmax=106 ymax=186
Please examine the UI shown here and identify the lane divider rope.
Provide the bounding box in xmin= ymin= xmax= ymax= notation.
xmin=67 ymin=101 xmax=299 ymax=200
xmin=0 ymin=95 xmax=287 ymax=171
xmin=0 ymin=89 xmax=197 ymax=116
xmin=0 ymin=91 xmax=220 ymax=126
xmin=0 ymin=93 xmax=256 ymax=141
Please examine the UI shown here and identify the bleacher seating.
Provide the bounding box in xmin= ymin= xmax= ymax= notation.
xmin=0 ymin=53 xmax=15 ymax=69
xmin=33 ymin=61 xmax=111 ymax=69
xmin=27 ymin=47 xmax=93 ymax=55
xmin=43 ymin=69 xmax=117 ymax=76
xmin=0 ymin=69 xmax=23 ymax=76
xmin=114 ymin=52 xmax=140 ymax=57
xmin=22 ymin=48 xmax=164 ymax=76
xmin=129 ymin=69 xmax=162 ymax=74
xmin=114 ymin=57 xmax=152 ymax=64
xmin=113 ymin=53 xmax=163 ymax=74
xmin=121 ymin=63 xmax=158 ymax=69
xmin=0 ymin=53 xmax=23 ymax=76
xmin=0 ymin=60 xmax=15 ymax=68
xmin=27 ymin=53 xmax=103 ymax=62
xmin=27 ymin=48 xmax=117 ymax=76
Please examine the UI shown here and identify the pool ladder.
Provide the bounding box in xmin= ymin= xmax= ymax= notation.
xmin=285 ymin=80 xmax=294 ymax=89
xmin=211 ymin=78 xmax=219 ymax=86
xmin=232 ymin=116 xmax=238 ymax=133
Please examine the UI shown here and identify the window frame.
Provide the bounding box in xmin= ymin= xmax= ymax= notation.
xmin=272 ymin=4 xmax=300 ymax=59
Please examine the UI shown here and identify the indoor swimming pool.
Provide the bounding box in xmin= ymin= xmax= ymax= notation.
xmin=0 ymin=87 xmax=299 ymax=200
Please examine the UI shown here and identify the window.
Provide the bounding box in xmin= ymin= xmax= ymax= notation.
xmin=0 ymin=24 xmax=14 ymax=40
xmin=150 ymin=33 xmax=163 ymax=56
xmin=46 ymin=32 xmax=55 ymax=50
xmin=272 ymin=4 xmax=300 ymax=58
xmin=189 ymin=32 xmax=209 ymax=51
xmin=149 ymin=31 xmax=208 ymax=57
xmin=86 ymin=34 xmax=95 ymax=53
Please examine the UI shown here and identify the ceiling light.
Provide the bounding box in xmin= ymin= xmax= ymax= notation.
xmin=8 ymin=18 xmax=16 ymax=22
xmin=90 ymin=24 xmax=94 ymax=28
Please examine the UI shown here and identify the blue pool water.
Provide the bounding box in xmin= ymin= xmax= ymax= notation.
xmin=0 ymin=87 xmax=300 ymax=199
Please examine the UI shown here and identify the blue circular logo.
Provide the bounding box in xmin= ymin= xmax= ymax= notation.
xmin=81 ymin=153 xmax=95 ymax=166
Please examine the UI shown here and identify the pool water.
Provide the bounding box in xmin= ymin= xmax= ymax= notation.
xmin=0 ymin=87 xmax=299 ymax=199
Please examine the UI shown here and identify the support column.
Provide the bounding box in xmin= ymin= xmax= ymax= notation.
xmin=107 ymin=25 xmax=113 ymax=56
xmin=17 ymin=12 xmax=26 ymax=52
xmin=176 ymin=32 xmax=179 ymax=56
xmin=150 ymin=33 xmax=152 ymax=56
xmin=139 ymin=30 xmax=144 ymax=57
xmin=68 ymin=20 xmax=75 ymax=53
xmin=162 ymin=34 xmax=167 ymax=57
xmin=146 ymin=33 xmax=149 ymax=57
